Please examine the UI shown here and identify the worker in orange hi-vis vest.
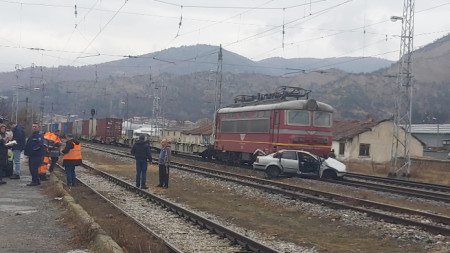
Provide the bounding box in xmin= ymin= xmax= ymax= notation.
xmin=39 ymin=131 xmax=58 ymax=181
xmin=62 ymin=134 xmax=82 ymax=187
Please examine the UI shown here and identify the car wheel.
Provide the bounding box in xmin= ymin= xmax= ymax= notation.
xmin=266 ymin=166 xmax=281 ymax=178
xmin=322 ymin=170 xmax=337 ymax=180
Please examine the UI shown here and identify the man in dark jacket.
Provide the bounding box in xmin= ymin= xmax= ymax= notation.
xmin=62 ymin=134 xmax=82 ymax=187
xmin=131 ymin=135 xmax=152 ymax=189
xmin=24 ymin=123 xmax=44 ymax=186
xmin=8 ymin=122 xmax=26 ymax=179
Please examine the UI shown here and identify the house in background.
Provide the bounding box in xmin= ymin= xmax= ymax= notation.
xmin=182 ymin=122 xmax=213 ymax=146
xmin=410 ymin=124 xmax=450 ymax=149
xmin=332 ymin=119 xmax=424 ymax=163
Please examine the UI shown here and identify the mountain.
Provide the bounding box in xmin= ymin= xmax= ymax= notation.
xmin=0 ymin=44 xmax=392 ymax=83
xmin=0 ymin=36 xmax=448 ymax=124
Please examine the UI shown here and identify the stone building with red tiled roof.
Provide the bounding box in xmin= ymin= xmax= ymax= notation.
xmin=182 ymin=122 xmax=213 ymax=145
xmin=332 ymin=119 xmax=423 ymax=163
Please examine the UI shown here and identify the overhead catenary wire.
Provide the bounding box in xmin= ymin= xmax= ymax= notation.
xmin=0 ymin=0 xmax=449 ymax=76
xmin=73 ymin=0 xmax=129 ymax=63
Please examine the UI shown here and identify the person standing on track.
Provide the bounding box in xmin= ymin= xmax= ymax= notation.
xmin=131 ymin=135 xmax=152 ymax=189
xmin=62 ymin=134 xmax=82 ymax=187
xmin=24 ymin=123 xmax=44 ymax=186
xmin=157 ymin=139 xmax=171 ymax=188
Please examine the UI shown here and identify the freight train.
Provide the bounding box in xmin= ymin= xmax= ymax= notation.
xmin=42 ymin=118 xmax=129 ymax=145
xmin=46 ymin=86 xmax=334 ymax=164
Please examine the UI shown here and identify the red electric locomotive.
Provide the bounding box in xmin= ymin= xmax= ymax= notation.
xmin=213 ymin=87 xmax=333 ymax=163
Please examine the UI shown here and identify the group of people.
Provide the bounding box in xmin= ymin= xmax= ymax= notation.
xmin=0 ymin=120 xmax=171 ymax=190
xmin=0 ymin=121 xmax=82 ymax=187
xmin=131 ymin=136 xmax=171 ymax=189
xmin=0 ymin=122 xmax=25 ymax=185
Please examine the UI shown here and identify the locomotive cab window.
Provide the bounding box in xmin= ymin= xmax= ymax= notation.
xmin=313 ymin=111 xmax=332 ymax=127
xmin=286 ymin=110 xmax=310 ymax=126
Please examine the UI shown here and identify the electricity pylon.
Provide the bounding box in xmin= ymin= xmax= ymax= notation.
xmin=390 ymin=0 xmax=415 ymax=178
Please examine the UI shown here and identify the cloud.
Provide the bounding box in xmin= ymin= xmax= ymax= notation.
xmin=0 ymin=0 xmax=449 ymax=72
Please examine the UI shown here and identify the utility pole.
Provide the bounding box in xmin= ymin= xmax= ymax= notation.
xmin=160 ymin=79 xmax=167 ymax=130
xmin=39 ymin=67 xmax=45 ymax=126
xmin=27 ymin=63 xmax=35 ymax=127
xmin=390 ymin=0 xmax=415 ymax=178
xmin=215 ymin=44 xmax=223 ymax=109
xmin=212 ymin=45 xmax=223 ymax=140
xmin=152 ymin=86 xmax=159 ymax=139
xmin=51 ymin=103 xmax=54 ymax=132
xmin=13 ymin=64 xmax=22 ymax=123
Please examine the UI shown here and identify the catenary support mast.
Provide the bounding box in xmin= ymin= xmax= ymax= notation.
xmin=212 ymin=45 xmax=223 ymax=140
xmin=390 ymin=0 xmax=415 ymax=177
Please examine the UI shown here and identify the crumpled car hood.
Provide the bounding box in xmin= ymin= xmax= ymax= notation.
xmin=323 ymin=158 xmax=346 ymax=172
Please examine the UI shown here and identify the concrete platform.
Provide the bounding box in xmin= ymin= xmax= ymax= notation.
xmin=0 ymin=156 xmax=87 ymax=253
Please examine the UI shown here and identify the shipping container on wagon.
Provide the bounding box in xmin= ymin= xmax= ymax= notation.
xmin=95 ymin=118 xmax=122 ymax=144
xmin=63 ymin=122 xmax=69 ymax=135
xmin=73 ymin=120 xmax=83 ymax=139
xmin=68 ymin=122 xmax=73 ymax=134
xmin=58 ymin=123 xmax=64 ymax=133
xmin=90 ymin=119 xmax=97 ymax=138
xmin=81 ymin=119 xmax=97 ymax=140
xmin=81 ymin=120 xmax=90 ymax=139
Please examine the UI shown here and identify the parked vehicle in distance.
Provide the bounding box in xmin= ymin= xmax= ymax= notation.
xmin=447 ymin=152 xmax=450 ymax=159
xmin=253 ymin=150 xmax=346 ymax=179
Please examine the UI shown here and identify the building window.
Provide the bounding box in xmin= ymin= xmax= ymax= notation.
xmin=339 ymin=143 xmax=345 ymax=155
xmin=359 ymin=143 xmax=370 ymax=156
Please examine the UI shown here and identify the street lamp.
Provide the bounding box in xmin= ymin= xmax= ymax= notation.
xmin=390 ymin=16 xmax=403 ymax=22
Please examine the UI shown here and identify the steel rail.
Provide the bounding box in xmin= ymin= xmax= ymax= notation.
xmin=321 ymin=178 xmax=450 ymax=203
xmin=345 ymin=172 xmax=450 ymax=193
xmin=56 ymin=164 xmax=183 ymax=253
xmin=85 ymin=143 xmax=450 ymax=202
xmin=80 ymin=163 xmax=280 ymax=253
xmin=172 ymin=164 xmax=450 ymax=236
xmin=84 ymin=144 xmax=450 ymax=236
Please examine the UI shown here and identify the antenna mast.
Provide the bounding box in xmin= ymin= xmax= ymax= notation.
xmin=390 ymin=0 xmax=415 ymax=178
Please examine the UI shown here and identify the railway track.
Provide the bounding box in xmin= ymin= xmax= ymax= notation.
xmin=58 ymin=162 xmax=280 ymax=253
xmin=322 ymin=178 xmax=450 ymax=203
xmin=85 ymin=143 xmax=450 ymax=204
xmin=84 ymin=144 xmax=450 ymax=236
xmin=345 ymin=172 xmax=450 ymax=193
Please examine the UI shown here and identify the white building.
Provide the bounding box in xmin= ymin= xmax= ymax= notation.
xmin=332 ymin=120 xmax=424 ymax=163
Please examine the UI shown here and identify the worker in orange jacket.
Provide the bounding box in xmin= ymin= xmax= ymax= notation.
xmin=38 ymin=130 xmax=61 ymax=180
xmin=48 ymin=130 xmax=61 ymax=172
xmin=62 ymin=134 xmax=82 ymax=186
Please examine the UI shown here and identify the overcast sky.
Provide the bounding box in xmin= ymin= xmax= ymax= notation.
xmin=0 ymin=0 xmax=449 ymax=73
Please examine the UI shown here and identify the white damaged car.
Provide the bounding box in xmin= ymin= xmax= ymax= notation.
xmin=253 ymin=150 xmax=346 ymax=179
